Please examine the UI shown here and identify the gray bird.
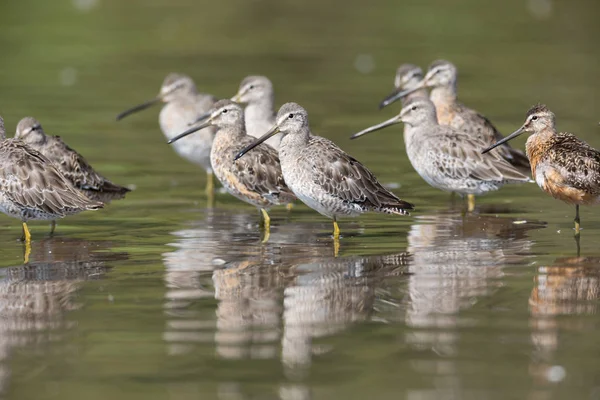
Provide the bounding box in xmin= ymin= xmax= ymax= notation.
xmin=116 ymin=73 xmax=217 ymax=197
xmin=0 ymin=116 xmax=102 ymax=245
xmin=168 ymin=100 xmax=295 ymax=240
xmin=352 ymin=98 xmax=531 ymax=211
xmin=15 ymin=117 xmax=130 ymax=203
xmin=230 ymin=75 xmax=280 ymax=150
xmin=381 ymin=60 xmax=530 ymax=175
xmin=235 ymin=102 xmax=414 ymax=239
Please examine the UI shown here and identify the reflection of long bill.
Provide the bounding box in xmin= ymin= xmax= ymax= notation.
xmin=168 ymin=112 xmax=214 ymax=144
xmin=234 ymin=124 xmax=280 ymax=161
xmin=350 ymin=114 xmax=402 ymax=140
xmin=481 ymin=126 xmax=525 ymax=154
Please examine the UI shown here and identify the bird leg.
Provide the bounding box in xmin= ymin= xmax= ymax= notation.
xmin=21 ymin=222 xmax=31 ymax=244
xmin=574 ymin=205 xmax=581 ymax=235
xmin=206 ymin=172 xmax=215 ymax=208
xmin=467 ymin=194 xmax=476 ymax=212
xmin=23 ymin=240 xmax=31 ymax=264
xmin=333 ymin=219 xmax=340 ymax=239
xmin=49 ymin=220 xmax=56 ymax=236
xmin=286 ymin=203 xmax=294 ymax=211
xmin=261 ymin=209 xmax=271 ymax=243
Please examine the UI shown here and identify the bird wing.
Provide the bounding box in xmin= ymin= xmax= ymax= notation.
xmin=46 ymin=136 xmax=110 ymax=190
xmin=232 ymin=137 xmax=296 ymax=205
xmin=306 ymin=136 xmax=413 ymax=210
xmin=548 ymin=133 xmax=600 ymax=195
xmin=426 ymin=127 xmax=530 ymax=183
xmin=0 ymin=140 xmax=102 ymax=215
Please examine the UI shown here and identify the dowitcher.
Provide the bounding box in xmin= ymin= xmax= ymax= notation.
xmin=15 ymin=117 xmax=130 ymax=207
xmin=168 ymin=100 xmax=295 ymax=239
xmin=235 ymin=102 xmax=414 ymax=240
xmin=116 ymin=73 xmax=217 ymax=198
xmin=380 ymin=60 xmax=530 ymax=178
xmin=230 ymin=75 xmax=280 ymax=150
xmin=379 ymin=63 xmax=429 ymax=108
xmin=352 ymin=98 xmax=531 ymax=211
xmin=0 ymin=116 xmax=102 ymax=249
xmin=482 ymin=104 xmax=600 ymax=235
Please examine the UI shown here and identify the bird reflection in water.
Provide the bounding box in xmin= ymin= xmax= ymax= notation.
xmin=0 ymin=238 xmax=127 ymax=394
xmin=529 ymin=256 xmax=600 ymax=391
xmin=401 ymin=210 xmax=544 ymax=397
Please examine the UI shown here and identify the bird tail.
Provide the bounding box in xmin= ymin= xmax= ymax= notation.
xmin=379 ymin=200 xmax=414 ymax=216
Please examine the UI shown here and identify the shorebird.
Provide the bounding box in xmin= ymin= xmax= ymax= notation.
xmin=235 ymin=102 xmax=414 ymax=239
xmin=352 ymin=98 xmax=531 ymax=211
xmin=116 ymin=73 xmax=217 ymax=199
xmin=380 ymin=63 xmax=429 ymax=108
xmin=482 ymin=104 xmax=600 ymax=235
xmin=230 ymin=75 xmax=280 ymax=150
xmin=15 ymin=117 xmax=130 ymax=207
xmin=168 ymin=100 xmax=295 ymax=240
xmin=380 ymin=60 xmax=530 ymax=177
xmin=0 ymin=116 xmax=102 ymax=252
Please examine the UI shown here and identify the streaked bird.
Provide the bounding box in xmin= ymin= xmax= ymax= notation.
xmin=116 ymin=73 xmax=217 ymax=198
xmin=482 ymin=104 xmax=600 ymax=236
xmin=379 ymin=63 xmax=429 ymax=109
xmin=235 ymin=102 xmax=414 ymax=240
xmin=0 ymin=116 xmax=102 ymax=250
xmin=168 ymin=100 xmax=295 ymax=240
xmin=352 ymin=98 xmax=531 ymax=211
xmin=230 ymin=75 xmax=280 ymax=150
xmin=15 ymin=117 xmax=130 ymax=204
xmin=380 ymin=59 xmax=530 ymax=175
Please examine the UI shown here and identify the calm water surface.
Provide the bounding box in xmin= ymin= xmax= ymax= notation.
xmin=0 ymin=0 xmax=599 ymax=399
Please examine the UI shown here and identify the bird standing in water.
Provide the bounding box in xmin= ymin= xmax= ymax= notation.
xmin=116 ymin=73 xmax=217 ymax=202
xmin=15 ymin=117 xmax=130 ymax=207
xmin=0 ymin=116 xmax=102 ymax=261
xmin=235 ymin=102 xmax=414 ymax=244
xmin=168 ymin=100 xmax=295 ymax=242
xmin=483 ymin=104 xmax=600 ymax=237
xmin=352 ymin=98 xmax=531 ymax=211
xmin=380 ymin=60 xmax=531 ymax=207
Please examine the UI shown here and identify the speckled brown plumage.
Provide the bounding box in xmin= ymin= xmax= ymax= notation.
xmin=424 ymin=60 xmax=531 ymax=174
xmin=15 ymin=117 xmax=130 ymax=203
xmin=0 ymin=116 xmax=103 ymax=224
xmin=522 ymin=105 xmax=600 ymax=205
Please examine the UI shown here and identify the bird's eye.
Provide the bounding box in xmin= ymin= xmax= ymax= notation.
xmin=288 ymin=113 xmax=294 ymax=119
xmin=411 ymin=106 xmax=417 ymax=111
xmin=249 ymin=85 xmax=255 ymax=90
xmin=222 ymin=109 xmax=228 ymax=114
xmin=531 ymin=116 xmax=538 ymax=121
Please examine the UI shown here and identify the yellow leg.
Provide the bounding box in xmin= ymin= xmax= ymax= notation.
xmin=206 ymin=172 xmax=215 ymax=208
xmin=286 ymin=203 xmax=294 ymax=211
xmin=467 ymin=194 xmax=475 ymax=212
xmin=22 ymin=222 xmax=31 ymax=244
xmin=50 ymin=220 xmax=56 ymax=236
xmin=261 ymin=209 xmax=271 ymax=243
xmin=23 ymin=240 xmax=31 ymax=264
xmin=333 ymin=219 xmax=340 ymax=239
xmin=574 ymin=205 xmax=581 ymax=234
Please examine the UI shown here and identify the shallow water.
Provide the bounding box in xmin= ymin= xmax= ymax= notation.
xmin=0 ymin=0 xmax=600 ymax=398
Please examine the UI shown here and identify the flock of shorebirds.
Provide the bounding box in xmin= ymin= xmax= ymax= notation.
xmin=1 ymin=59 xmax=599 ymax=256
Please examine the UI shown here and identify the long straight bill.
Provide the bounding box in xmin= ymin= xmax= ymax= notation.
xmin=235 ymin=125 xmax=280 ymax=161
xmin=481 ymin=126 xmax=525 ymax=154
xmin=168 ymin=119 xmax=213 ymax=144
xmin=350 ymin=114 xmax=402 ymax=140
xmin=379 ymin=85 xmax=423 ymax=109
xmin=116 ymin=97 xmax=161 ymax=121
